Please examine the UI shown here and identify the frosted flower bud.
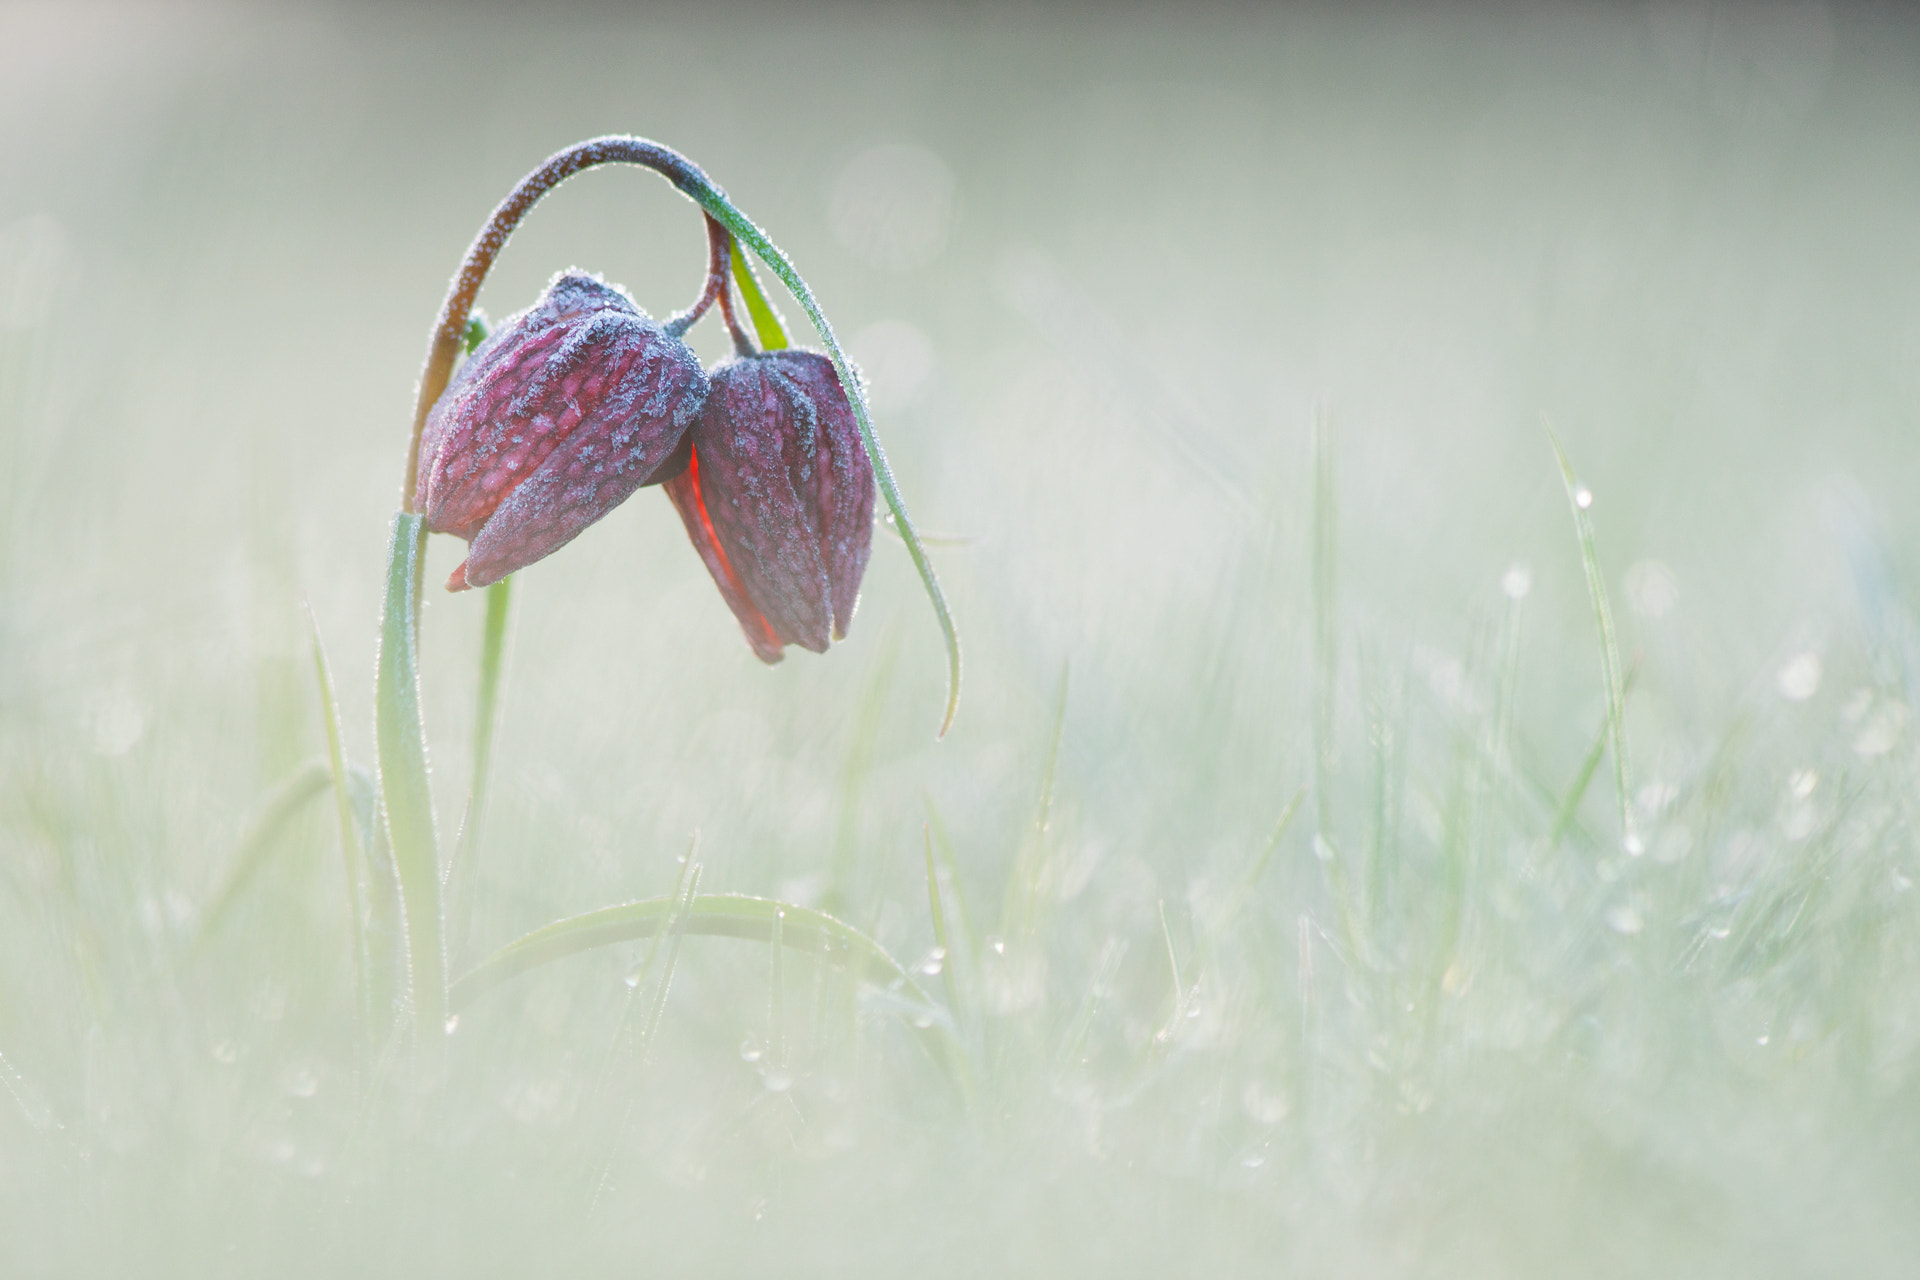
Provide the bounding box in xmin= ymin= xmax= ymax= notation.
xmin=416 ymin=271 xmax=707 ymax=590
xmin=664 ymin=350 xmax=875 ymax=662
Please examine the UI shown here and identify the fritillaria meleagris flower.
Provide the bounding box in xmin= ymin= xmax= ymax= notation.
xmin=664 ymin=349 xmax=876 ymax=663
xmin=415 ymin=271 xmax=707 ymax=590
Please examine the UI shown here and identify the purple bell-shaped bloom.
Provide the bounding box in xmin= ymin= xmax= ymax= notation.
xmin=664 ymin=350 xmax=875 ymax=662
xmin=415 ymin=271 xmax=707 ymax=590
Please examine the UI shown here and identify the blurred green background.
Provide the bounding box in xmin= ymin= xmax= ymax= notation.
xmin=3 ymin=2 xmax=1919 ymax=1275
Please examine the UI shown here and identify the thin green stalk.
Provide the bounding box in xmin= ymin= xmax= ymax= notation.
xmin=376 ymin=512 xmax=443 ymax=1048
xmin=1547 ymin=426 xmax=1634 ymax=851
xmin=195 ymin=758 xmax=331 ymax=946
xmin=447 ymin=574 xmax=512 ymax=965
xmin=309 ymin=607 xmax=371 ymax=1049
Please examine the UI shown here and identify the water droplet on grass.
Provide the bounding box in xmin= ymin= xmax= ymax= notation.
xmin=1501 ymin=562 xmax=1533 ymax=600
xmin=1777 ymin=652 xmax=1822 ymax=701
xmin=761 ymin=1068 xmax=794 ymax=1093
xmin=1574 ymin=486 xmax=1593 ymax=510
xmin=739 ymin=1039 xmax=763 ymax=1063
xmin=443 ymin=1015 xmax=459 ymax=1034
xmin=917 ymin=946 xmax=947 ymax=976
xmin=1605 ymin=904 xmax=1644 ymax=935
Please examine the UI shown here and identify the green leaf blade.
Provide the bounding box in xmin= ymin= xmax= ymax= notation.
xmin=376 ymin=511 xmax=444 ymax=1041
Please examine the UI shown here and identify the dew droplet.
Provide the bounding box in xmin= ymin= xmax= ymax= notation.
xmin=987 ymin=936 xmax=1006 ymax=957
xmin=739 ymin=1039 xmax=763 ymax=1063
xmin=761 ymin=1068 xmax=794 ymax=1093
xmin=443 ymin=1014 xmax=459 ymax=1035
xmin=1501 ymin=563 xmax=1533 ymax=600
xmin=1574 ymin=486 xmax=1593 ymax=510
xmin=1776 ymin=652 xmax=1822 ymax=702
xmin=917 ymin=947 xmax=946 ymax=976
xmin=1605 ymin=904 xmax=1644 ymax=935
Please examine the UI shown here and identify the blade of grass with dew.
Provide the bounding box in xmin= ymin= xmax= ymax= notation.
xmin=1309 ymin=414 xmax=1366 ymax=965
xmin=376 ymin=512 xmax=444 ymax=1045
xmin=1547 ymin=660 xmax=1643 ymax=855
xmin=589 ymin=858 xmax=702 ymax=1207
xmin=195 ymin=758 xmax=331 ymax=946
xmin=636 ymin=864 xmax=702 ymax=1063
xmin=825 ymin=625 xmax=901 ymax=920
xmin=1547 ymin=427 xmax=1634 ymax=851
xmin=767 ymin=902 xmax=785 ymax=1072
xmin=1001 ymin=663 xmax=1069 ymax=944
xmin=585 ymin=841 xmax=700 ymax=1131
xmin=923 ymin=794 xmax=979 ymax=959
xmin=308 ymin=606 xmax=371 ymax=1049
xmin=450 ymin=892 xmax=966 ymax=1093
xmin=446 ymin=574 xmax=512 ymax=967
xmin=688 ymin=184 xmax=959 ymax=735
xmin=923 ymin=825 xmax=971 ymax=1044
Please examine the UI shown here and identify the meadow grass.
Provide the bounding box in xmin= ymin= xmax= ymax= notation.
xmin=3 ymin=5 xmax=1919 ymax=1275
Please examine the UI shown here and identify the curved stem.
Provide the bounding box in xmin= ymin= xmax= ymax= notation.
xmin=666 ymin=214 xmax=740 ymax=343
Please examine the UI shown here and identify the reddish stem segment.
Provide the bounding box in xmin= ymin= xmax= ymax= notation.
xmin=401 ymin=137 xmax=714 ymax=513
xmin=667 ymin=214 xmax=755 ymax=358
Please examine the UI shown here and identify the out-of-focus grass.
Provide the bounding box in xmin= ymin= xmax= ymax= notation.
xmin=3 ymin=3 xmax=1920 ymax=1275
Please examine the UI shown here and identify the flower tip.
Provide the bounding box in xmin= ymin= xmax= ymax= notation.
xmin=445 ymin=561 xmax=473 ymax=592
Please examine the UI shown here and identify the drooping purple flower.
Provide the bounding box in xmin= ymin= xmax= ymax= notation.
xmin=416 ymin=271 xmax=707 ymax=591
xmin=664 ymin=350 xmax=875 ymax=663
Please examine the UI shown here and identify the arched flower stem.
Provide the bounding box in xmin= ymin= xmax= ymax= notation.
xmin=666 ymin=214 xmax=753 ymax=354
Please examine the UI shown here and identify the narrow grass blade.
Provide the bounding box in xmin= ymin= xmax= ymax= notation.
xmin=196 ymin=758 xmax=331 ymax=945
xmin=1549 ymin=661 xmax=1642 ymax=854
xmin=923 ymin=825 xmax=968 ymax=1038
xmin=689 ymin=183 xmax=960 ymax=736
xmin=1001 ymin=663 xmax=1069 ymax=942
xmin=1311 ymin=409 xmax=1337 ymax=838
xmin=446 ymin=574 xmax=512 ymax=965
xmin=376 ymin=511 xmax=444 ymax=1043
xmin=825 ymin=626 xmax=900 ymax=919
xmin=1546 ymin=427 xmax=1634 ymax=850
xmin=767 ymin=898 xmax=785 ymax=1070
xmin=451 ymin=892 xmax=965 ymax=1093
xmin=308 ymin=605 xmax=370 ymax=1046
xmin=1219 ymin=784 xmax=1308 ymax=932
xmin=729 ymin=239 xmax=790 ymax=351
xmin=923 ymin=795 xmax=979 ymax=955
xmin=636 ymin=863 xmax=702 ymax=1060
xmin=466 ymin=575 xmax=512 ymax=858
xmin=1308 ymin=414 xmax=1366 ymax=964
